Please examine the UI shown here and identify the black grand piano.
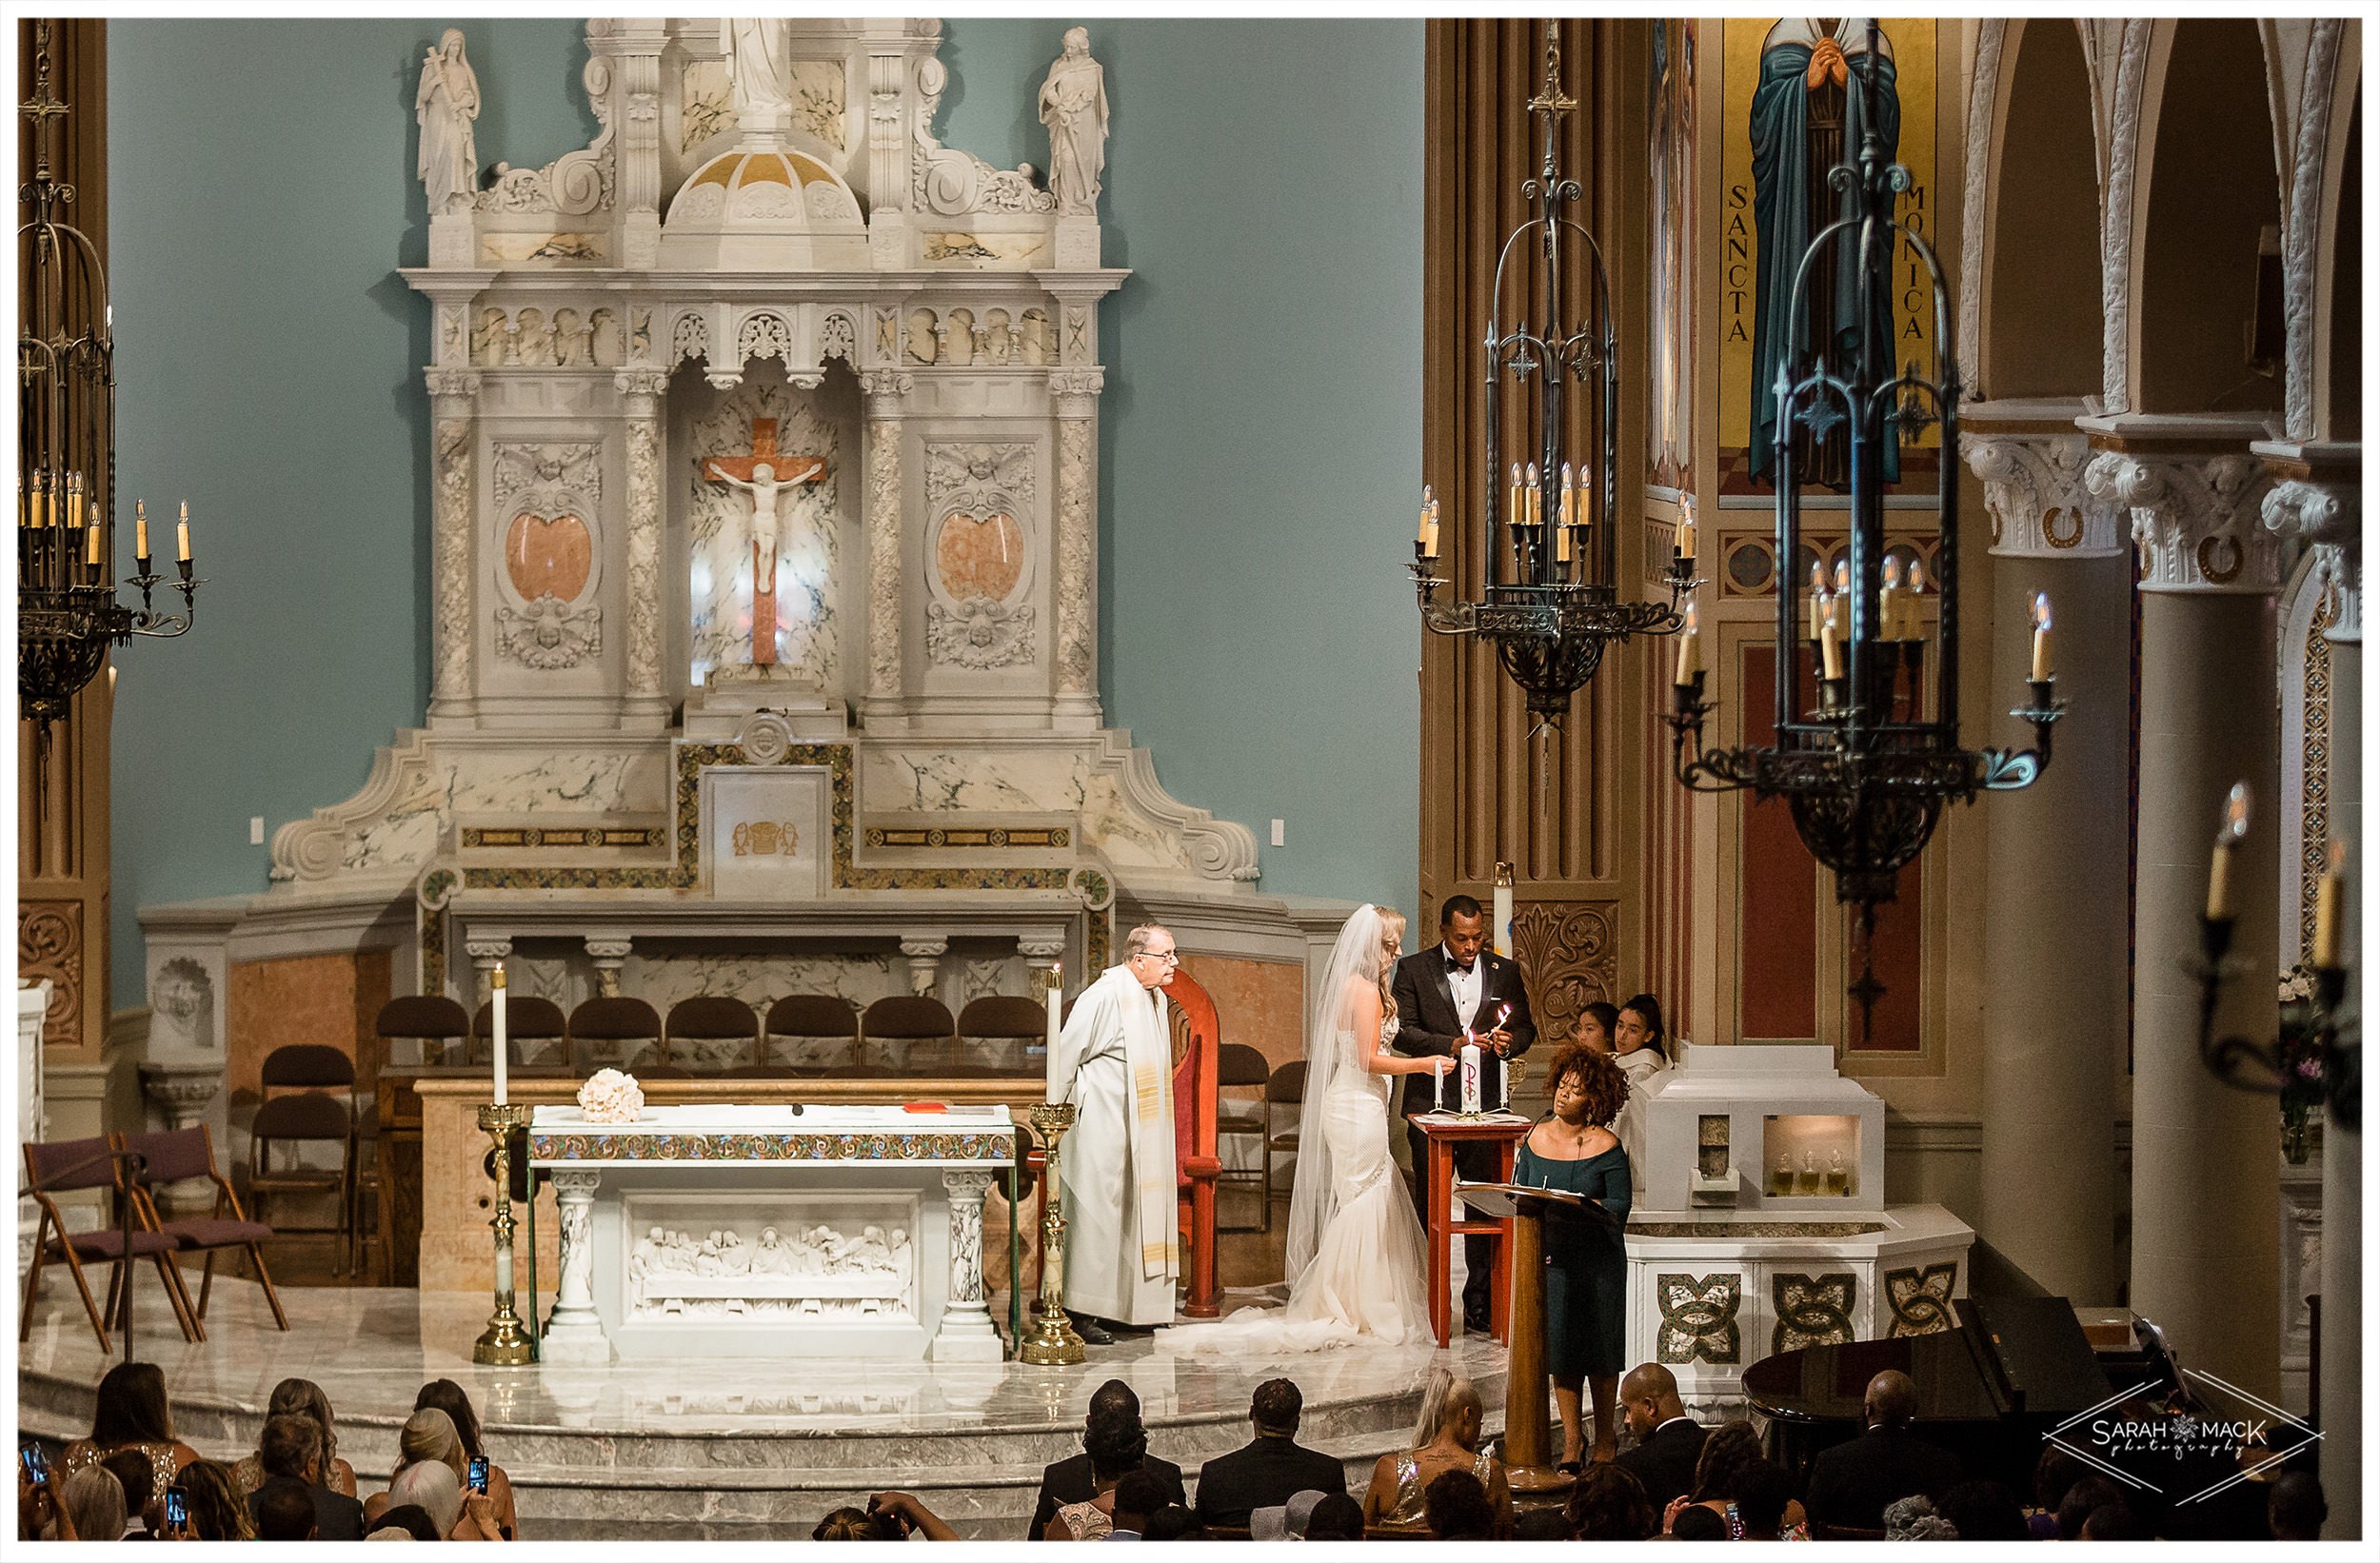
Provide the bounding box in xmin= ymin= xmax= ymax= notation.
xmin=1742 ymin=1295 xmax=2314 ymax=1539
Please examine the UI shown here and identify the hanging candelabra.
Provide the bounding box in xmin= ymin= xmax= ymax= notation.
xmin=1409 ymin=21 xmax=1690 ymax=728
xmin=1666 ymin=20 xmax=2061 ymax=1037
xmin=2192 ymin=785 xmax=2360 ymax=1130
xmin=18 ymin=22 xmax=201 ymax=738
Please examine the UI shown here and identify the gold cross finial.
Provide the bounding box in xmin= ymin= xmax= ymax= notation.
xmin=1525 ymin=20 xmax=1576 ymax=117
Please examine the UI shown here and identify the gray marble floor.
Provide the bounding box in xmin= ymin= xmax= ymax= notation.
xmin=19 ymin=1276 xmax=1508 ymax=1539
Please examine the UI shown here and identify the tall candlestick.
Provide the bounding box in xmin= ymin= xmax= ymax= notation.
xmin=2312 ymin=838 xmax=2346 ymax=969
xmin=1493 ymin=861 xmax=1515 ymax=959
xmin=2030 ymin=591 xmax=2053 ymax=682
xmin=1044 ymin=960 xmax=1062 ymax=1088
xmin=491 ymin=963 xmax=509 ymax=1104
xmin=135 ymin=500 xmax=149 ymax=564
xmin=2207 ymin=782 xmax=2251 ymax=921
xmin=1675 ymin=600 xmax=1703 ymax=684
xmin=176 ymin=501 xmax=191 ymax=563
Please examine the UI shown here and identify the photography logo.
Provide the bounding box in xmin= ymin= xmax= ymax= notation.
xmin=2048 ymin=1369 xmax=2320 ymax=1509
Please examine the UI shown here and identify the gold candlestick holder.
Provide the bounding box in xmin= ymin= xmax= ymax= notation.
xmin=1021 ymin=1101 xmax=1085 ymax=1365
xmin=472 ymin=1101 xmax=535 ymax=1366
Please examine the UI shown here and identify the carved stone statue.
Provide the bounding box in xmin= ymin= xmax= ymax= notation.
xmin=1038 ymin=28 xmax=1109 ymax=216
xmin=722 ymin=17 xmax=792 ymax=122
xmin=415 ymin=29 xmax=482 ymax=215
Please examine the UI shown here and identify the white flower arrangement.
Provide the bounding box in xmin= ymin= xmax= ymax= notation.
xmin=577 ymin=1067 xmax=645 ymax=1123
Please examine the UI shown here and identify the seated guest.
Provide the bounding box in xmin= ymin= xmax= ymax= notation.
xmin=1027 ymin=1379 xmax=1185 ymax=1540
xmin=1883 ymin=1494 xmax=1957 ymax=1541
xmin=2081 ymin=1501 xmax=2148 ymax=1540
xmin=59 ymin=1360 xmax=199 ymax=1507
xmin=416 ymin=1377 xmax=520 ymax=1538
xmin=1105 ymin=1471 xmax=1166 ymax=1541
xmin=1803 ymin=1370 xmax=1960 ymax=1532
xmin=1044 ymin=1400 xmax=1156 ymax=1540
xmin=100 ymin=1449 xmax=157 ymax=1536
xmin=1191 ymin=1378 xmax=1344 ymax=1529
xmin=813 ymin=1507 xmax=893 ymax=1541
xmin=1734 ymin=1458 xmax=1808 ymax=1540
xmin=864 ymin=1491 xmax=959 ymax=1541
xmin=58 ymin=1467 xmax=126 ymax=1543
xmin=2269 ymin=1472 xmax=2326 ymax=1541
xmin=1361 ymin=1368 xmax=1514 ymax=1537
xmin=391 ymin=1459 xmax=504 ymax=1543
xmin=246 ymin=1414 xmax=366 ymax=1541
xmin=234 ymin=1378 xmax=358 ymax=1498
xmin=1421 ymin=1469 xmax=1497 ymax=1541
xmin=2027 ymin=1447 xmax=2085 ymax=1539
xmin=1141 ymin=1504 xmax=1204 ymax=1541
xmin=1251 ymin=1490 xmax=1328 ymax=1543
xmin=1517 ymin=1042 xmax=1633 ymax=1470
xmin=2056 ymin=1475 xmax=2129 ymax=1540
xmin=1302 ymin=1493 xmax=1365 ymax=1541
xmin=252 ymin=1478 xmax=321 ymax=1542
xmin=178 ymin=1458 xmax=258 ymax=1542
xmin=1669 ymin=1501 xmax=1728 ymax=1541
xmin=1939 ymin=1478 xmax=2028 ymax=1541
xmin=365 ymin=1409 xmax=469 ymax=1530
xmin=1566 ymin=1462 xmax=1657 ymax=1541
xmin=1616 ymin=1362 xmax=1707 ymax=1509
xmin=367 ymin=1504 xmax=446 ymax=1543
xmin=1665 ymin=1422 xmax=1804 ymax=1537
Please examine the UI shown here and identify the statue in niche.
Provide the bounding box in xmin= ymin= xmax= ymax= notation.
xmin=414 ymin=29 xmax=482 ymax=215
xmin=1039 ymin=28 xmax=1109 ymax=216
xmin=514 ymin=307 xmax=551 ymax=366
xmin=551 ymin=307 xmax=585 ymax=366
xmin=722 ymin=17 xmax=792 ymax=123
xmin=702 ymin=417 xmax=827 ymax=669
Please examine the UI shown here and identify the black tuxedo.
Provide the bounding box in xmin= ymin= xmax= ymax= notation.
xmin=1191 ymin=1434 xmax=1347 ymax=1529
xmin=1027 ymin=1451 xmax=1186 ymax=1540
xmin=1804 ymin=1425 xmax=1962 ymax=1533
xmin=1390 ymin=943 xmax=1537 ymax=1322
xmin=1616 ymin=1416 xmax=1709 ymax=1510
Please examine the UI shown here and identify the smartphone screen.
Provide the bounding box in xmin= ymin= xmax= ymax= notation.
xmin=19 ymin=1444 xmax=49 ymax=1485
xmin=165 ymin=1486 xmax=189 ymax=1528
xmin=467 ymin=1455 xmax=489 ymax=1494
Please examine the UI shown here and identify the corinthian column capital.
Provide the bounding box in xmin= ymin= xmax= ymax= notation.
xmin=1962 ymin=423 xmax=2126 ymax=559
xmin=2084 ymin=447 xmax=2278 ymax=594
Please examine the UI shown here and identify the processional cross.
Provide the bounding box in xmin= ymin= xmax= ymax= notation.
xmin=701 ymin=417 xmax=826 ymax=666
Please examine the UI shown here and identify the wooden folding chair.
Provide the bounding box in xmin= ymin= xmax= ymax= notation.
xmin=116 ymin=1125 xmax=290 ymax=1333
xmin=20 ymin=1137 xmax=201 ymax=1353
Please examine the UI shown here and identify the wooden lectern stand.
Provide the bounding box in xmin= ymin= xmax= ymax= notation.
xmin=1406 ymin=1112 xmax=1532 ymax=1346
xmin=1461 ymin=1180 xmax=1609 ymax=1499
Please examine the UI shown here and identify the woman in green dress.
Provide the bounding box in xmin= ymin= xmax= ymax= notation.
xmin=1515 ymin=1042 xmax=1632 ymax=1473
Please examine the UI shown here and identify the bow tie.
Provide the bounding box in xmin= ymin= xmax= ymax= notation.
xmin=1446 ymin=959 xmax=1476 ymax=976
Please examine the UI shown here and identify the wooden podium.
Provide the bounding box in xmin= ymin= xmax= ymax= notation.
xmin=1461 ymin=1180 xmax=1608 ymax=1498
xmin=1406 ymin=1111 xmax=1532 ymax=1346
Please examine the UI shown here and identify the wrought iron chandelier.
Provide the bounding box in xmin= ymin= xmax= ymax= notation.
xmin=1409 ymin=21 xmax=1690 ymax=726
xmin=18 ymin=22 xmax=201 ymax=733
xmin=1666 ymin=20 xmax=2062 ymax=1034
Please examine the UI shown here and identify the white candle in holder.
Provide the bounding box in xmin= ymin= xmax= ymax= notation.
xmin=491 ymin=963 xmax=509 ymax=1106
xmin=1459 ymin=1039 xmax=1483 ymax=1116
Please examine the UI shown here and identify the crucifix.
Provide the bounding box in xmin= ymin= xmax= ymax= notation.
xmin=701 ymin=417 xmax=825 ymax=666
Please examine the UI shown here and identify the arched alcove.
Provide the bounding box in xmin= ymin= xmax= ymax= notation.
xmin=2133 ymin=19 xmax=2284 ymax=414
xmin=2323 ymin=89 xmax=2360 ymax=439
xmin=1982 ymin=19 xmax=2102 ymax=398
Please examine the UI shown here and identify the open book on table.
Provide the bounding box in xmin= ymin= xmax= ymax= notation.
xmin=1457 ymin=1180 xmax=1622 ymax=1231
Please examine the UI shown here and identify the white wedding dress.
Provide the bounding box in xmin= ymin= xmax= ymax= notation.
xmin=1161 ymin=907 xmax=1434 ymax=1353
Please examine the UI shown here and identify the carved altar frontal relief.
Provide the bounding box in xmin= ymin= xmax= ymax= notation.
xmin=704 ymin=766 xmax=831 ymax=899
xmin=622 ymin=1192 xmax=920 ymax=1324
xmin=679 ymin=362 xmax=857 ymax=690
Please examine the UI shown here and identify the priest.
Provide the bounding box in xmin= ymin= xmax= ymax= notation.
xmin=1047 ymin=924 xmax=1180 ymax=1343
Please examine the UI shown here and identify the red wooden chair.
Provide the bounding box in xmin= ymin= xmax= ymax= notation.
xmin=1166 ymin=968 xmax=1223 ymax=1320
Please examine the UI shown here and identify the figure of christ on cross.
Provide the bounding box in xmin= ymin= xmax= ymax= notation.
xmin=701 ymin=417 xmax=826 ymax=666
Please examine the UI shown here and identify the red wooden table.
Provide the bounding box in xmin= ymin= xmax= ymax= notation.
xmin=1406 ymin=1112 xmax=1534 ymax=1347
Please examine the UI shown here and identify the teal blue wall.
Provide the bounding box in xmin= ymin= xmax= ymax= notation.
xmin=107 ymin=20 xmax=1422 ymax=1007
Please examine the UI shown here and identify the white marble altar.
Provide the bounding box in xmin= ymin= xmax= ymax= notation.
xmin=527 ymin=1102 xmax=1014 ymax=1363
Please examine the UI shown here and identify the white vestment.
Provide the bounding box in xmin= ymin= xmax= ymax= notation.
xmin=1047 ymin=964 xmax=1178 ymax=1325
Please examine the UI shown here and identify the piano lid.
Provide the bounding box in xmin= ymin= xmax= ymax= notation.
xmin=1743 ymin=1296 xmax=2114 ymax=1426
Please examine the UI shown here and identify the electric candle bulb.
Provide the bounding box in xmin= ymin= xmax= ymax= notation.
xmin=1418 ymin=485 xmax=1434 ymax=546
xmin=177 ymin=501 xmax=190 ymax=563
xmin=2207 ymin=782 xmax=2251 ymax=921
xmin=1423 ymin=496 xmax=1441 ymax=560
xmin=1507 ymin=464 xmax=1522 ymax=530
xmin=2312 ymin=838 xmax=2347 ymax=969
xmin=1676 ymin=494 xmax=1696 ymax=561
xmin=1524 ymin=463 xmax=1541 ymax=530
xmin=1880 ymin=557 xmax=1903 ymax=641
xmin=1559 ymin=463 xmax=1576 ymax=531
xmin=1674 ymin=599 xmax=1702 ymax=685
xmin=134 ymin=500 xmax=149 ymax=562
xmin=1907 ymin=559 xmax=1926 ymax=638
xmin=85 ymin=504 xmax=102 ymax=565
xmin=1834 ymin=559 xmax=1849 ymax=595
xmin=2030 ymin=592 xmax=2053 ymax=682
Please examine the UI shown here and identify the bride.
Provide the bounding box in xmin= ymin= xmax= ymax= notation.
xmin=1162 ymin=903 xmax=1448 ymax=1351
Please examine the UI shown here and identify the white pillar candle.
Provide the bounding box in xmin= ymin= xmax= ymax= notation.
xmin=1044 ymin=962 xmax=1062 ymax=1099
xmin=491 ymin=964 xmax=508 ymax=1105
xmin=1493 ymin=863 xmax=1515 ymax=960
xmin=1459 ymin=1039 xmax=1483 ymax=1116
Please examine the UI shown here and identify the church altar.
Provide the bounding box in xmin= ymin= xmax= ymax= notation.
xmin=527 ymin=1101 xmax=1015 ymax=1363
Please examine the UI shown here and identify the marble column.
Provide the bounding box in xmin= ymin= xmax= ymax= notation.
xmin=931 ymin=1169 xmax=1002 ymax=1362
xmin=1050 ymin=368 xmax=1104 ymax=729
xmin=584 ymin=936 xmax=634 ymax=1000
xmin=2261 ymin=444 xmax=2361 ymax=1534
xmin=900 ymin=936 xmax=948 ymax=999
xmin=1965 ymin=409 xmax=2131 ymax=1302
xmin=426 ymin=368 xmax=481 ymax=723
xmin=861 ymin=370 xmax=913 ymax=723
xmin=615 ymin=369 xmax=670 ymax=726
xmin=2087 ymin=441 xmax=2283 ymax=1398
xmin=542 ymin=1168 xmax=612 ymax=1363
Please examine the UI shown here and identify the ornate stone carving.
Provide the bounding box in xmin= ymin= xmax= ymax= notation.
xmin=1884 ymin=1261 xmax=1959 ymax=1336
xmin=859 ymin=369 xmax=914 ymax=403
xmin=625 ymin=1219 xmax=914 ymax=1318
xmin=1039 ymin=29 xmax=1108 ymax=218
xmin=1084 ymin=731 xmax=1262 ymax=883
xmin=151 ymin=958 xmax=213 ymax=1035
xmin=475 ymin=57 xmax=614 ymax=215
xmin=864 ymin=400 xmax=907 ymax=705
xmin=16 ymin=901 xmax=81 ymax=1048
xmin=466 ymin=937 xmax=515 ymax=965
xmin=545 ymin=1168 xmax=607 ymax=1357
xmin=1963 ymin=429 xmax=2126 ymax=557
xmin=671 ymin=310 xmax=708 ymax=367
xmin=922 ymin=442 xmax=1039 ymax=671
xmin=137 ymin=1061 xmax=222 ymax=1133
xmin=2086 ymin=449 xmax=2277 ymax=592
xmin=736 ymin=309 xmax=794 ymax=365
xmin=901 ymin=935 xmax=948 ymax=997
xmin=2282 ymin=21 xmax=2348 ymax=441
xmin=2265 ymin=475 xmax=2362 ymax=643
xmin=617 ymin=372 xmax=666 ymax=702
xmin=909 ymin=56 xmax=1058 ymax=216
xmin=1955 ymin=20 xmax=2009 ymax=390
xmin=1054 ymin=415 xmax=1096 ymax=699
xmin=925 ymin=601 xmax=1037 ymax=670
xmin=1656 ymin=1272 xmax=1742 ymax=1364
xmin=2098 ymin=23 xmax=2154 ymax=412
xmin=1772 ymin=1272 xmax=1859 ymax=1354
xmin=821 ymin=309 xmax=857 ymax=366
xmin=493 ymin=441 xmax=601 ymax=508
xmin=1508 ymin=901 xmax=1619 ymax=1042
xmin=495 ymin=594 xmax=603 ymax=669
xmin=431 ymin=416 xmax=474 ymax=708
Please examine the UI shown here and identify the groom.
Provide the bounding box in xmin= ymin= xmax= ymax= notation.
xmin=1392 ymin=894 xmax=1537 ymax=1335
